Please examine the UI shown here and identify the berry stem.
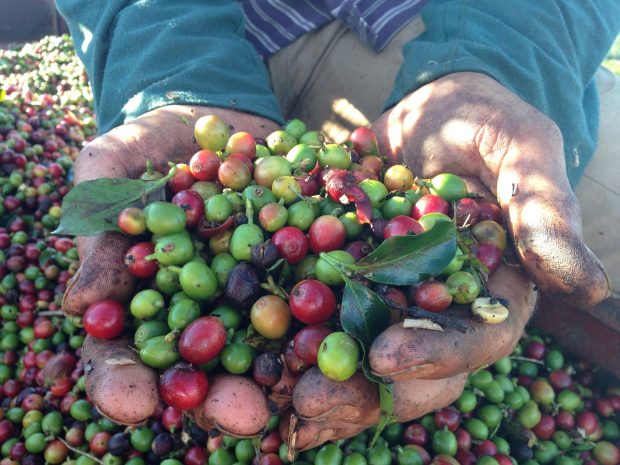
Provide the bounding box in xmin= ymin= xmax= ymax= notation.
xmin=260 ymin=275 xmax=289 ymax=300
xmin=165 ymin=328 xmax=181 ymax=343
xmin=245 ymin=199 xmax=254 ymax=225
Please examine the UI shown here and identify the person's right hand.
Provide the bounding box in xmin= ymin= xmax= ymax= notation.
xmin=63 ymin=105 xmax=280 ymax=429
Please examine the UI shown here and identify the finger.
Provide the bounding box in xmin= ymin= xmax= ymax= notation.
xmin=392 ymin=373 xmax=467 ymax=422
xmin=279 ymin=409 xmax=368 ymax=451
xmin=66 ymin=110 xmax=194 ymax=315
xmin=62 ymin=233 xmax=136 ymax=316
xmin=81 ymin=335 xmax=159 ymax=425
xmin=280 ymin=374 xmax=467 ymax=450
xmin=283 ymin=373 xmax=466 ymax=450
xmin=375 ymin=73 xmax=610 ymax=308
xmin=268 ymin=364 xmax=300 ymax=414
xmin=292 ymin=367 xmax=380 ymax=424
xmin=74 ymin=106 xmax=281 ymax=183
xmin=370 ymin=262 xmax=536 ymax=381
xmin=495 ymin=130 xmax=611 ymax=308
xmin=192 ymin=374 xmax=271 ymax=438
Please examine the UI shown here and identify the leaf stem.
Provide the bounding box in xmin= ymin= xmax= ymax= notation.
xmin=245 ymin=199 xmax=254 ymax=225
xmin=165 ymin=328 xmax=180 ymax=343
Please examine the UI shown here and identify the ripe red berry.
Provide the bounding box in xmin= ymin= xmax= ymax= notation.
xmin=82 ymin=300 xmax=125 ymax=340
xmin=308 ymin=215 xmax=346 ymax=253
xmin=168 ymin=163 xmax=196 ymax=193
xmin=178 ymin=317 xmax=227 ymax=365
xmin=525 ymin=340 xmax=547 ymax=360
xmin=171 ymin=189 xmax=205 ymax=227
xmin=350 ymin=127 xmax=379 ymax=157
xmin=162 ymin=406 xmax=183 ymax=432
xmin=271 ymin=226 xmax=309 ymax=265
xmin=293 ymin=325 xmax=333 ymax=365
xmin=477 ymin=201 xmax=502 ymax=223
xmin=124 ymin=242 xmax=158 ymax=278
xmin=414 ymin=280 xmax=452 ymax=313
xmin=189 ymin=149 xmax=221 ymax=181
xmin=475 ymin=243 xmax=502 ymax=274
xmin=159 ymin=364 xmax=209 ymax=411
xmin=412 ymin=194 xmax=449 ymax=219
xmin=289 ymin=280 xmax=337 ymax=325
xmin=384 ymin=215 xmax=424 ymax=238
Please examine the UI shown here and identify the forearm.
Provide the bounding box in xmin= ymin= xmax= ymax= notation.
xmin=55 ymin=0 xmax=283 ymax=133
xmin=386 ymin=0 xmax=620 ymax=186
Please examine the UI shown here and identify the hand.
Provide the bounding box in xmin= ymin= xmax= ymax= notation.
xmin=374 ymin=72 xmax=610 ymax=308
xmin=282 ymin=71 xmax=610 ymax=449
xmin=282 ymin=180 xmax=535 ymax=450
xmin=64 ymin=105 xmax=280 ymax=428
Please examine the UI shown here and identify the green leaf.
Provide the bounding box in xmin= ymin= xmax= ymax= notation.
xmin=53 ymin=170 xmax=173 ymax=236
xmin=351 ymin=221 xmax=457 ymax=285
xmin=38 ymin=249 xmax=55 ymax=267
xmin=340 ymin=277 xmax=394 ymax=442
xmin=370 ymin=383 xmax=397 ymax=448
xmin=569 ymin=441 xmax=595 ymax=452
xmin=340 ymin=277 xmax=391 ymax=350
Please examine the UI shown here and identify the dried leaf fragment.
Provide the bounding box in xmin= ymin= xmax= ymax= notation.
xmin=403 ymin=319 xmax=444 ymax=332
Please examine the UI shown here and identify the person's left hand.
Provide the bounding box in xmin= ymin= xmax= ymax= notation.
xmin=279 ymin=195 xmax=536 ymax=449
xmin=279 ymin=73 xmax=554 ymax=450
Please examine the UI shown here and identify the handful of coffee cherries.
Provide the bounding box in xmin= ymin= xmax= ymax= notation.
xmin=65 ymin=114 xmax=510 ymax=425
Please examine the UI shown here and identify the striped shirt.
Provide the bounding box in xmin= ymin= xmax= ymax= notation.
xmin=240 ymin=0 xmax=428 ymax=58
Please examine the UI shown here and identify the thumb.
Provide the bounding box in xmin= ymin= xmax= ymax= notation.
xmin=496 ymin=121 xmax=611 ymax=308
xmin=62 ymin=233 xmax=136 ymax=315
xmin=81 ymin=335 xmax=159 ymax=425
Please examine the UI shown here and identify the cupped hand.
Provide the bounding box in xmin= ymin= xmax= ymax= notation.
xmin=65 ymin=105 xmax=279 ymax=427
xmin=373 ymin=72 xmax=610 ymax=308
xmin=281 ymin=71 xmax=602 ymax=450
xmin=283 ymin=180 xmax=536 ymax=450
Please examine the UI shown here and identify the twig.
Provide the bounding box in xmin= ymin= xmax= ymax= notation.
xmin=393 ymin=305 xmax=468 ymax=333
xmin=37 ymin=310 xmax=65 ymax=317
xmin=58 ymin=437 xmax=105 ymax=465
xmin=287 ymin=413 xmax=299 ymax=462
xmin=509 ymin=356 xmax=544 ymax=365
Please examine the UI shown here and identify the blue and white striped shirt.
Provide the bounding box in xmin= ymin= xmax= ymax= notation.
xmin=240 ymin=0 xmax=428 ymax=58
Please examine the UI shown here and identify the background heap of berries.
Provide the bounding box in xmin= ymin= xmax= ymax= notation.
xmin=1 ymin=35 xmax=620 ymax=465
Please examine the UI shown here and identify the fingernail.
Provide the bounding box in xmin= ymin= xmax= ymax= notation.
xmin=585 ymin=245 xmax=612 ymax=298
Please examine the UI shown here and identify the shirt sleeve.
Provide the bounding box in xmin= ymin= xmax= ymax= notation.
xmin=55 ymin=0 xmax=284 ymax=134
xmin=385 ymin=0 xmax=620 ymax=186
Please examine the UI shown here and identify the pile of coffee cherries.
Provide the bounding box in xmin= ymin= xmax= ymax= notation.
xmin=1 ymin=35 xmax=619 ymax=465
